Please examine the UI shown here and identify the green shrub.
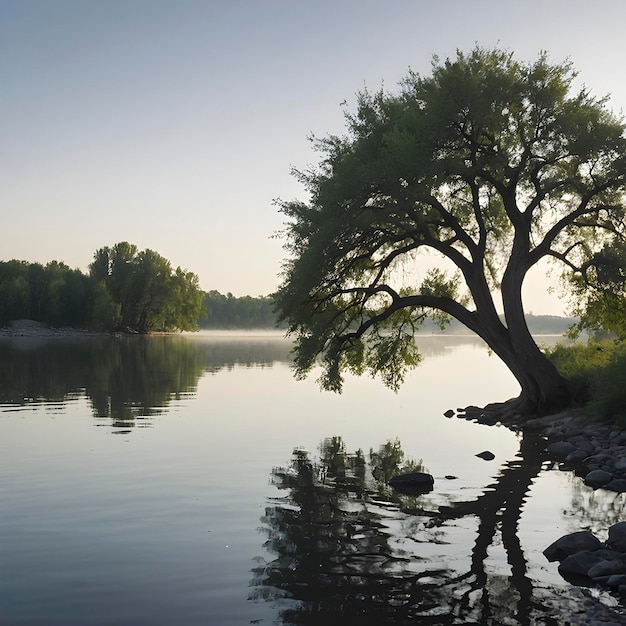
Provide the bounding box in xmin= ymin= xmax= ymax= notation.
xmin=547 ymin=340 xmax=626 ymax=425
xmin=587 ymin=349 xmax=626 ymax=423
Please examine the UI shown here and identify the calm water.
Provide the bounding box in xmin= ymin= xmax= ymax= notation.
xmin=1 ymin=332 xmax=624 ymax=625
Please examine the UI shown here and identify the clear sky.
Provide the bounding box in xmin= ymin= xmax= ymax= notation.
xmin=2 ymin=0 xmax=625 ymax=314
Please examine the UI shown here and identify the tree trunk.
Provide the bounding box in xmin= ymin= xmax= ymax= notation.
xmin=488 ymin=334 xmax=572 ymax=415
xmin=463 ymin=265 xmax=573 ymax=416
xmin=495 ymin=249 xmax=573 ymax=415
xmin=459 ymin=306 xmax=571 ymax=415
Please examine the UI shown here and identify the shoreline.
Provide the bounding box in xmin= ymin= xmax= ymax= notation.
xmin=0 ymin=319 xmax=110 ymax=338
xmin=456 ymin=402 xmax=626 ymax=492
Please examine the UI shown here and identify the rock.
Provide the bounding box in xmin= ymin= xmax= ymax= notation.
xmin=546 ymin=441 xmax=577 ymax=459
xmin=444 ymin=475 xmax=458 ymax=480
xmin=605 ymin=574 xmax=626 ymax=589
xmin=584 ymin=469 xmax=613 ymax=488
xmin=475 ymin=450 xmax=495 ymax=461
xmin=604 ymin=479 xmax=626 ymax=493
xmin=388 ymin=472 xmax=434 ymax=494
xmin=588 ymin=556 xmax=626 ymax=579
xmin=607 ymin=522 xmax=626 ymax=553
xmin=443 ymin=409 xmax=455 ymax=418
xmin=558 ymin=549 xmax=620 ymax=584
xmin=614 ymin=458 xmax=626 ymax=472
xmin=543 ymin=531 xmax=603 ymax=562
xmin=568 ymin=437 xmax=596 ymax=454
xmin=565 ymin=449 xmax=589 ymax=464
xmin=585 ymin=454 xmax=615 ymax=468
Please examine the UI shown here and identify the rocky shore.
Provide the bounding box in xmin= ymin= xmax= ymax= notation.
xmin=451 ymin=403 xmax=626 ymax=624
xmin=455 ymin=403 xmax=626 ymax=493
xmin=0 ymin=319 xmax=109 ymax=337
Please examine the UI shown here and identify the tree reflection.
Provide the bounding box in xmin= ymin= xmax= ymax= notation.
xmin=560 ymin=470 xmax=626 ymax=530
xmin=251 ymin=433 xmax=595 ymax=625
xmin=0 ymin=336 xmax=205 ymax=426
xmin=251 ymin=438 xmax=436 ymax=624
xmin=0 ymin=334 xmax=294 ymax=429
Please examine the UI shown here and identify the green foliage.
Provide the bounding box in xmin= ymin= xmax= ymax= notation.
xmin=88 ymin=242 xmax=205 ymax=333
xmin=546 ymin=340 xmax=626 ymax=423
xmin=199 ymin=290 xmax=278 ymax=328
xmin=567 ymin=240 xmax=626 ymax=340
xmin=275 ymin=46 xmax=626 ymax=409
xmin=0 ymin=259 xmax=90 ymax=327
xmin=0 ymin=261 xmax=30 ymax=324
xmin=0 ymin=243 xmax=204 ymax=333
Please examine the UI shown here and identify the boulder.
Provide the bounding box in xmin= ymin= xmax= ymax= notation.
xmin=567 ymin=437 xmax=595 ymax=454
xmin=443 ymin=409 xmax=455 ymax=418
xmin=584 ymin=469 xmax=613 ymax=488
xmin=604 ymin=479 xmax=626 ymax=493
xmin=543 ymin=531 xmax=603 ymax=563
xmin=546 ymin=441 xmax=577 ymax=459
xmin=475 ymin=450 xmax=495 ymax=461
xmin=614 ymin=458 xmax=626 ymax=472
xmin=607 ymin=522 xmax=626 ymax=553
xmin=388 ymin=472 xmax=434 ymax=494
xmin=565 ymin=449 xmax=589 ymax=464
xmin=585 ymin=454 xmax=615 ymax=468
xmin=605 ymin=574 xmax=626 ymax=589
xmin=588 ymin=556 xmax=626 ymax=579
xmin=558 ymin=549 xmax=620 ymax=584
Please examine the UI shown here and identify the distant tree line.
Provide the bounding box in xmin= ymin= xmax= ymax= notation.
xmin=0 ymin=246 xmax=578 ymax=334
xmin=0 ymin=259 xmax=90 ymax=328
xmin=0 ymin=242 xmax=204 ymax=333
xmin=199 ymin=290 xmax=280 ymax=329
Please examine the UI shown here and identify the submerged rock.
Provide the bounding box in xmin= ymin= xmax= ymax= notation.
xmin=475 ymin=450 xmax=495 ymax=461
xmin=388 ymin=472 xmax=434 ymax=494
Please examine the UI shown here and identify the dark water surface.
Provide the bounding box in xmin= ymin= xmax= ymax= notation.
xmin=1 ymin=332 xmax=624 ymax=625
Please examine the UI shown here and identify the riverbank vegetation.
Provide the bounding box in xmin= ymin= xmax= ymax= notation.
xmin=199 ymin=290 xmax=277 ymax=329
xmin=0 ymin=242 xmax=204 ymax=333
xmin=547 ymin=340 xmax=626 ymax=426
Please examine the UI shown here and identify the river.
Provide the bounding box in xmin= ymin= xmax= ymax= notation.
xmin=0 ymin=331 xmax=624 ymax=625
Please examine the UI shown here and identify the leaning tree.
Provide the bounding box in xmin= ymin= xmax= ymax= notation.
xmin=274 ymin=48 xmax=626 ymax=415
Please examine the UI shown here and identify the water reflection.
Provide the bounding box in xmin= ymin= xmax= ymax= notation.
xmin=0 ymin=334 xmax=291 ymax=428
xmin=561 ymin=472 xmax=626 ymax=529
xmin=252 ymin=433 xmax=620 ymax=625
xmin=0 ymin=333 xmax=491 ymax=430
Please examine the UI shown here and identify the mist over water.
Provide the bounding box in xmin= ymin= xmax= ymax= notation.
xmin=0 ymin=332 xmax=623 ymax=624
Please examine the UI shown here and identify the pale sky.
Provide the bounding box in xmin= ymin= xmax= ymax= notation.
xmin=2 ymin=1 xmax=625 ymax=314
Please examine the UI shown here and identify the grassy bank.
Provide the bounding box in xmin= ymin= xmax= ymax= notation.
xmin=546 ymin=339 xmax=626 ymax=428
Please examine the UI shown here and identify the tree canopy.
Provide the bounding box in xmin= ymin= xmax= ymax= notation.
xmin=199 ymin=290 xmax=279 ymax=329
xmin=568 ymin=239 xmax=626 ymax=339
xmin=0 ymin=260 xmax=90 ymax=328
xmin=274 ymin=47 xmax=626 ymax=414
xmin=0 ymin=242 xmax=205 ymax=333
xmin=89 ymin=242 xmax=205 ymax=333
